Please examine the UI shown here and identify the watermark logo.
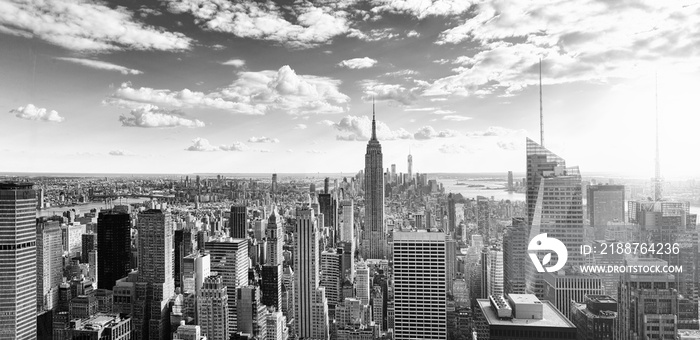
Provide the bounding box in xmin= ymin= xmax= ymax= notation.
xmin=528 ymin=233 xmax=568 ymax=273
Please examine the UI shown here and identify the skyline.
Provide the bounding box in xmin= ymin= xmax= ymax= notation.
xmin=2 ymin=1 xmax=700 ymax=176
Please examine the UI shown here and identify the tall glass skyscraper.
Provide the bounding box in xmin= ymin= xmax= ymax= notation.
xmin=0 ymin=182 xmax=36 ymax=340
xmin=97 ymin=210 xmax=131 ymax=290
xmin=364 ymin=106 xmax=386 ymax=259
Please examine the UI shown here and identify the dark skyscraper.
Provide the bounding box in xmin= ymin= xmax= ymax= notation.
xmin=363 ymin=104 xmax=386 ymax=260
xmin=230 ymin=205 xmax=247 ymax=239
xmin=271 ymin=173 xmax=278 ymax=194
xmin=587 ymin=185 xmax=625 ymax=239
xmin=97 ymin=210 xmax=132 ymax=290
xmin=503 ymin=217 xmax=528 ymax=295
xmin=81 ymin=232 xmax=96 ymax=264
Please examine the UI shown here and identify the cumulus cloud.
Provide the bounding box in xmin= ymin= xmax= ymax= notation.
xmin=119 ymin=105 xmax=204 ymax=128
xmin=0 ymin=1 xmax=191 ymax=51
xmin=248 ymin=136 xmax=280 ymax=143
xmin=347 ymin=28 xmax=399 ymax=41
xmin=370 ymin=0 xmax=474 ymax=19
xmin=108 ymin=149 xmax=131 ymax=156
xmin=222 ymin=59 xmax=245 ymax=67
xmin=360 ymin=80 xmax=421 ymax=105
xmin=165 ymin=0 xmax=351 ymax=48
xmin=295 ymin=124 xmax=308 ymax=129
xmin=55 ymin=57 xmax=143 ymax=74
xmin=406 ymin=30 xmax=420 ymax=37
xmin=439 ymin=144 xmax=476 ymax=154
xmin=106 ymin=65 xmax=349 ymax=115
xmin=333 ymin=115 xmax=412 ymax=141
xmin=430 ymin=1 xmax=700 ymax=97
xmin=11 ymin=104 xmax=65 ymax=123
xmin=442 ymin=115 xmax=471 ymax=121
xmin=466 ymin=126 xmax=524 ymax=137
xmin=413 ymin=126 xmax=458 ymax=140
xmin=338 ymin=57 xmax=378 ymax=69
xmin=186 ymin=138 xmax=249 ymax=151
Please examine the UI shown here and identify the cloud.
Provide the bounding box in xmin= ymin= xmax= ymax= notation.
xmin=466 ymin=126 xmax=524 ymax=137
xmin=404 ymin=107 xmax=436 ymax=112
xmin=248 ymin=136 xmax=280 ymax=143
xmin=119 ymin=105 xmax=204 ymax=128
xmin=497 ymin=141 xmax=517 ymax=150
xmin=413 ymin=126 xmax=459 ymax=140
xmin=347 ymin=28 xmax=399 ymax=41
xmin=318 ymin=120 xmax=334 ymax=126
xmin=222 ymin=59 xmax=245 ymax=67
xmin=406 ymin=30 xmax=420 ymax=37
xmin=370 ymin=0 xmax=474 ymax=19
xmin=166 ymin=0 xmax=351 ymax=48
xmin=338 ymin=57 xmax=378 ymax=69
xmin=186 ymin=138 xmax=249 ymax=151
xmin=333 ymin=115 xmax=411 ymax=141
xmin=219 ymin=142 xmax=249 ymax=151
xmin=433 ymin=109 xmax=456 ymax=114
xmin=55 ymin=58 xmax=143 ymax=75
xmin=442 ymin=115 xmax=471 ymax=121
xmin=106 ymin=65 xmax=349 ymax=115
xmin=11 ymin=104 xmax=65 ymax=123
xmin=384 ymin=69 xmax=418 ymax=78
xmin=360 ymin=80 xmax=421 ymax=105
xmin=439 ymin=144 xmax=476 ymax=154
xmin=295 ymin=124 xmax=308 ymax=130
xmin=0 ymin=1 xmax=191 ymax=51
xmin=108 ymin=149 xmax=131 ymax=156
xmin=431 ymin=1 xmax=700 ymax=97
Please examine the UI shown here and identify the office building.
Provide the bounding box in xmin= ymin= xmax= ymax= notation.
xmin=356 ymin=261 xmax=371 ymax=306
xmin=133 ymin=209 xmax=176 ymax=340
xmin=570 ymin=295 xmax=617 ymax=340
xmin=36 ymin=218 xmax=63 ymax=312
xmin=266 ymin=310 xmax=287 ymax=340
xmin=61 ymin=313 xmax=131 ymax=340
xmin=503 ymin=218 xmax=527 ymax=295
xmin=393 ymin=231 xmax=447 ymax=340
xmin=0 ymin=182 xmax=37 ymax=340
xmin=525 ymin=139 xmax=584 ymax=298
xmin=474 ymin=294 xmax=576 ymax=339
xmin=237 ymin=285 xmax=268 ymax=339
xmin=175 ymin=228 xmax=194 ymax=289
xmin=97 ymin=210 xmax=132 ymax=291
xmin=261 ymin=265 xmax=282 ymax=310
xmin=205 ymin=236 xmax=249 ymax=333
xmin=587 ymin=185 xmax=625 ymax=240
xmin=618 ymin=258 xmax=681 ymax=340
xmin=197 ymin=274 xmax=229 ymax=340
xmin=293 ymin=207 xmax=329 ymax=339
xmin=81 ymin=232 xmax=96 ymax=264
xmin=321 ymin=249 xmax=343 ymax=310
xmin=543 ymin=271 xmax=603 ymax=320
xmin=488 ymin=249 xmax=504 ymax=297
xmin=230 ymin=205 xmax=247 ymax=239
xmin=363 ymin=106 xmax=386 ymax=260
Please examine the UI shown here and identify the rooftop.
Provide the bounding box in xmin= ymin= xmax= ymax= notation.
xmin=477 ymin=299 xmax=575 ymax=329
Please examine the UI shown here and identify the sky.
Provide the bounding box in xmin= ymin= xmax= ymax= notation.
xmin=1 ymin=0 xmax=700 ymax=177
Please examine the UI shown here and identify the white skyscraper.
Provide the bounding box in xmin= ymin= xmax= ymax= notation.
xmin=0 ymin=182 xmax=37 ymax=340
xmin=198 ymin=273 xmax=229 ymax=340
xmin=294 ymin=207 xmax=329 ymax=339
xmin=205 ymin=236 xmax=249 ymax=333
xmin=356 ymin=261 xmax=371 ymax=306
xmin=393 ymin=231 xmax=447 ymax=340
xmin=488 ymin=249 xmax=504 ymax=297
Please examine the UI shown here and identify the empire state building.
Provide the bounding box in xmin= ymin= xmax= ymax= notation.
xmin=363 ymin=104 xmax=386 ymax=259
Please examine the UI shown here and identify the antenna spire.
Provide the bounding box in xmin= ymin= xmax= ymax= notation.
xmin=371 ymin=97 xmax=377 ymax=141
xmin=654 ymin=73 xmax=662 ymax=201
xmin=539 ymin=58 xmax=544 ymax=147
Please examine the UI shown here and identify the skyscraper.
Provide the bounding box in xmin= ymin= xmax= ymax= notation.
xmin=198 ymin=273 xmax=229 ymax=340
xmin=205 ymin=236 xmax=249 ymax=333
xmin=525 ymin=138 xmax=584 ymax=298
xmin=356 ymin=261 xmax=371 ymax=306
xmin=363 ymin=104 xmax=386 ymax=260
xmin=393 ymin=231 xmax=447 ymax=340
xmin=321 ymin=249 xmax=343 ymax=311
xmin=0 ymin=182 xmax=36 ymax=340
xmin=502 ymin=218 xmax=528 ymax=295
xmin=36 ymin=218 xmax=63 ymax=312
xmin=526 ymin=137 xmax=565 ymax=226
xmin=569 ymin=295 xmax=617 ymax=340
xmin=271 ymin=173 xmax=278 ymax=195
xmin=293 ymin=207 xmax=329 ymax=339
xmin=407 ymin=151 xmax=413 ymax=185
xmin=230 ymin=205 xmax=247 ymax=239
xmin=587 ymin=185 xmax=625 ymax=240
xmin=98 ymin=210 xmax=132 ymax=291
xmin=263 ymin=207 xmax=284 ymax=310
xmin=134 ymin=209 xmax=176 ymax=340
